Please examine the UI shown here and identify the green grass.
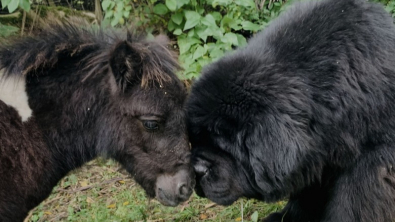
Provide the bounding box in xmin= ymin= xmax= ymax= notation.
xmin=26 ymin=159 xmax=286 ymax=222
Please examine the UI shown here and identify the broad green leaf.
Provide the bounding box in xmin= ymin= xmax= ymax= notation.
xmin=197 ymin=57 xmax=211 ymax=67
xmin=236 ymin=34 xmax=247 ymax=47
xmin=212 ymin=0 xmax=232 ymax=7
xmin=123 ymin=10 xmax=130 ymax=18
xmin=234 ymin=0 xmax=255 ymax=8
xmin=153 ymin=3 xmax=168 ymax=15
xmin=251 ymin=211 xmax=259 ymax=222
xmin=222 ymin=32 xmax=239 ymax=46
xmin=7 ymin=0 xmax=18 ymax=13
xmin=116 ymin=1 xmax=124 ymax=11
xmin=104 ymin=10 xmax=114 ymax=19
xmin=173 ymin=28 xmax=182 ymax=35
xmin=166 ymin=0 xmax=177 ymax=11
xmin=195 ymin=25 xmax=209 ymax=42
xmin=168 ymin=20 xmax=175 ymax=31
xmin=109 ymin=1 xmax=115 ymax=9
xmin=111 ymin=17 xmax=119 ymax=27
xmin=221 ymin=15 xmax=241 ymax=31
xmin=125 ymin=5 xmax=132 ymax=11
xmin=187 ymin=28 xmax=195 ymax=37
xmin=183 ymin=10 xmax=201 ymax=30
xmin=210 ymin=11 xmax=222 ymax=21
xmin=177 ymin=36 xmax=200 ymax=54
xmin=192 ymin=45 xmax=206 ymax=60
xmin=209 ymin=47 xmax=224 ymax=59
xmin=1 ymin=0 xmax=11 ymax=8
xmin=206 ymin=42 xmax=216 ymax=51
xmin=0 ymin=23 xmax=18 ymax=37
xmin=201 ymin=14 xmax=217 ymax=28
xmin=171 ymin=12 xmax=183 ymax=25
xmin=114 ymin=9 xmax=123 ymax=20
xmin=179 ymin=53 xmax=194 ymax=66
xmin=19 ymin=0 xmax=30 ymax=11
xmin=241 ymin=21 xmax=262 ymax=31
xmin=177 ymin=0 xmax=189 ymax=8
xmin=101 ymin=0 xmax=111 ymax=10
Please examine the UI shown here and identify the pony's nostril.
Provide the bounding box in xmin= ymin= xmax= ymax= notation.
xmin=178 ymin=184 xmax=189 ymax=196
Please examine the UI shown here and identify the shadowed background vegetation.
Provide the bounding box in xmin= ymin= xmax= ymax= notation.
xmin=1 ymin=0 xmax=395 ymax=221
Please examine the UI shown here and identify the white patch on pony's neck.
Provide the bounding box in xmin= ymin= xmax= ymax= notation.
xmin=0 ymin=69 xmax=32 ymax=122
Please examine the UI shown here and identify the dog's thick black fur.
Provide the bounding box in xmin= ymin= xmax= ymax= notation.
xmin=187 ymin=0 xmax=395 ymax=221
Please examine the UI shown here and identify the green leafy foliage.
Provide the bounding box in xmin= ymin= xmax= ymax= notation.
xmin=0 ymin=22 xmax=19 ymax=37
xmin=102 ymin=0 xmax=290 ymax=80
xmin=1 ymin=0 xmax=30 ymax=13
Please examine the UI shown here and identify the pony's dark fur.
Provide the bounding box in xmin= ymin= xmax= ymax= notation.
xmin=0 ymin=23 xmax=194 ymax=221
xmin=187 ymin=0 xmax=395 ymax=221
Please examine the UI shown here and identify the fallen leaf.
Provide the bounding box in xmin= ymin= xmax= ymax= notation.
xmin=204 ymin=203 xmax=216 ymax=209
xmin=44 ymin=211 xmax=52 ymax=215
xmin=123 ymin=201 xmax=129 ymax=206
xmin=80 ymin=180 xmax=88 ymax=187
xmin=118 ymin=180 xmax=125 ymax=184
xmin=107 ymin=203 xmax=116 ymax=209
xmin=200 ymin=213 xmax=208 ymax=220
xmin=86 ymin=197 xmax=94 ymax=203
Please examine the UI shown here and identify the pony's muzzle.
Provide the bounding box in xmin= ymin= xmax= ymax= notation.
xmin=155 ymin=168 xmax=195 ymax=206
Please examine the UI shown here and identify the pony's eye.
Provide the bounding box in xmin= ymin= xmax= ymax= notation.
xmin=143 ymin=120 xmax=159 ymax=131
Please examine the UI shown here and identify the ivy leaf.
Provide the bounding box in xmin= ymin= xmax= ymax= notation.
xmin=201 ymin=14 xmax=217 ymax=28
xmin=166 ymin=0 xmax=177 ymax=11
xmin=236 ymin=34 xmax=247 ymax=47
xmin=193 ymin=45 xmax=206 ymax=60
xmin=210 ymin=11 xmax=222 ymax=21
xmin=212 ymin=0 xmax=232 ymax=7
xmin=209 ymin=47 xmax=224 ymax=59
xmin=251 ymin=211 xmax=259 ymax=222
xmin=153 ymin=3 xmax=168 ymax=15
xmin=7 ymin=0 xmax=18 ymax=13
xmin=171 ymin=12 xmax=183 ymax=25
xmin=195 ymin=25 xmax=209 ymax=42
xmin=177 ymin=0 xmax=190 ymax=8
xmin=0 ymin=23 xmax=18 ymax=37
xmin=173 ymin=28 xmax=182 ymax=35
xmin=241 ymin=21 xmax=262 ymax=31
xmin=177 ymin=36 xmax=201 ymax=54
xmin=221 ymin=15 xmax=241 ymax=31
xmin=223 ymin=32 xmax=239 ymax=46
xmin=111 ymin=17 xmax=119 ymax=27
xmin=234 ymin=0 xmax=255 ymax=8
xmin=101 ymin=0 xmax=111 ymax=10
xmin=19 ymin=0 xmax=30 ymax=11
xmin=123 ymin=10 xmax=130 ymax=18
xmin=104 ymin=10 xmax=113 ymax=19
xmin=1 ymin=0 xmax=11 ymax=8
xmin=184 ymin=10 xmax=201 ymax=31
xmin=116 ymin=1 xmax=124 ymax=11
xmin=168 ymin=20 xmax=176 ymax=31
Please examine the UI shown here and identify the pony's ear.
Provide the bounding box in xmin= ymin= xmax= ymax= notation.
xmin=109 ymin=40 xmax=142 ymax=91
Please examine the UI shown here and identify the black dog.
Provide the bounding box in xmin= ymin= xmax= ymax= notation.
xmin=187 ymin=0 xmax=395 ymax=221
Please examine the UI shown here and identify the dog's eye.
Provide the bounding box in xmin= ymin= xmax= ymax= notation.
xmin=143 ymin=120 xmax=159 ymax=131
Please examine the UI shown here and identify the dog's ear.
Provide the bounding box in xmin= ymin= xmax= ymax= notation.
xmin=245 ymin=113 xmax=310 ymax=195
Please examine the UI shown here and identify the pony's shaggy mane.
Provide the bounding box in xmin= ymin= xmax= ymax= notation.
xmin=0 ymin=22 xmax=179 ymax=87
